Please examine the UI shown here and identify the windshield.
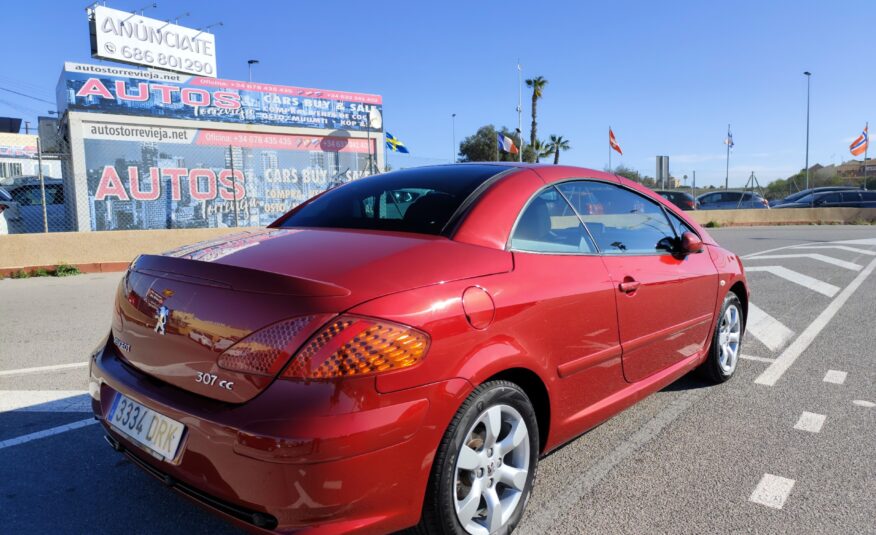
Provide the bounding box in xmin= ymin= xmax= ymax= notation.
xmin=274 ymin=165 xmax=504 ymax=235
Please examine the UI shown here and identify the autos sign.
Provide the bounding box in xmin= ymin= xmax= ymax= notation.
xmin=58 ymin=63 xmax=384 ymax=132
xmin=81 ymin=122 xmax=374 ymax=231
xmin=89 ymin=5 xmax=217 ymax=77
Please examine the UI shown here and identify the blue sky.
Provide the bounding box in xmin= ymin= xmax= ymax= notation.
xmin=1 ymin=0 xmax=873 ymax=187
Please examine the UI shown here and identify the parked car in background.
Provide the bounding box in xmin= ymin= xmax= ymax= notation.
xmin=3 ymin=177 xmax=69 ymax=233
xmin=770 ymin=186 xmax=859 ymax=207
xmin=773 ymin=189 xmax=876 ymax=209
xmin=0 ymin=187 xmax=14 ymax=235
xmin=697 ymin=190 xmax=769 ymax=210
xmin=654 ymin=189 xmax=698 ymax=210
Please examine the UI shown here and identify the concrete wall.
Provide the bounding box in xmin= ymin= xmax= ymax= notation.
xmin=0 ymin=227 xmax=256 ymax=275
xmin=1 ymin=207 xmax=874 ymax=274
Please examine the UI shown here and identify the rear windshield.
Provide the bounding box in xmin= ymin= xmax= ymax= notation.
xmin=274 ymin=165 xmax=503 ymax=235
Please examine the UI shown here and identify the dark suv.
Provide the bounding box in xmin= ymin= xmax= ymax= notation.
xmin=654 ymin=190 xmax=698 ymax=210
xmin=697 ymin=190 xmax=769 ymax=210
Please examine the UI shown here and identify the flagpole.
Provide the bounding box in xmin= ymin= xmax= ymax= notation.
xmin=865 ymin=122 xmax=869 ymax=190
xmin=608 ymin=126 xmax=612 ymax=172
xmin=724 ymin=123 xmax=731 ymax=189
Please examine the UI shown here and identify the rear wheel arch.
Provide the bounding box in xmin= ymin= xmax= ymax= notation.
xmin=482 ymin=367 xmax=551 ymax=454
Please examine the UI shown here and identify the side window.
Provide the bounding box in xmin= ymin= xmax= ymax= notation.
xmin=557 ymin=181 xmax=676 ymax=255
xmin=666 ymin=210 xmax=695 ymax=237
xmin=725 ymin=192 xmax=743 ymax=202
xmin=48 ymin=185 xmax=65 ymax=205
xmin=510 ymin=187 xmax=595 ymax=254
xmin=821 ymin=192 xmax=842 ymax=203
xmin=12 ymin=187 xmax=41 ymax=207
xmin=700 ymin=193 xmax=719 ymax=204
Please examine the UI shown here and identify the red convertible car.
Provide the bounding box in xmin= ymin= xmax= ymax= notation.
xmin=90 ymin=163 xmax=747 ymax=535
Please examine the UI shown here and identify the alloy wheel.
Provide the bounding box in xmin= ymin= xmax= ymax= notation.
xmin=453 ymin=404 xmax=531 ymax=535
xmin=717 ymin=304 xmax=741 ymax=375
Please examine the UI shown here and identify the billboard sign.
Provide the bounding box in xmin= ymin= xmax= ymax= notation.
xmin=80 ymin=121 xmax=374 ymax=231
xmin=89 ymin=5 xmax=217 ymax=78
xmin=58 ymin=63 xmax=383 ymax=132
xmin=0 ymin=133 xmax=38 ymax=159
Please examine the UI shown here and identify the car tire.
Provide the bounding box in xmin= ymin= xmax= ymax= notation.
xmin=415 ymin=380 xmax=539 ymax=535
xmin=699 ymin=292 xmax=744 ymax=383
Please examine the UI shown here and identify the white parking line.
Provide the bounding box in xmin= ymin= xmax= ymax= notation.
xmin=823 ymin=370 xmax=847 ymax=385
xmin=0 ymin=391 xmax=91 ymax=412
xmin=793 ymin=412 xmax=826 ymax=433
xmin=790 ymin=245 xmax=876 ymax=256
xmin=0 ymin=362 xmax=88 ymax=377
xmin=852 ymin=400 xmax=875 ymax=408
xmin=746 ymin=303 xmax=795 ymax=352
xmin=740 ymin=354 xmax=776 ymax=363
xmin=755 ymin=255 xmax=876 ymax=386
xmin=749 ymin=474 xmax=796 ymax=509
xmin=744 ymin=266 xmax=839 ymax=297
xmin=746 ymin=253 xmax=863 ymax=271
xmin=0 ymin=419 xmax=98 ymax=450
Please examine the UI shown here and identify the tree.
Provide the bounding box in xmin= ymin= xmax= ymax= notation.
xmin=546 ymin=134 xmax=570 ymax=164
xmin=532 ymin=139 xmax=553 ymax=163
xmin=458 ymin=125 xmax=536 ymax=162
xmin=525 ymin=76 xmax=548 ymax=160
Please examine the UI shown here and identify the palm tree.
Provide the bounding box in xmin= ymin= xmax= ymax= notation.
xmin=547 ymin=135 xmax=570 ymax=164
xmin=525 ymin=76 xmax=548 ymax=158
xmin=532 ymin=139 xmax=553 ymax=163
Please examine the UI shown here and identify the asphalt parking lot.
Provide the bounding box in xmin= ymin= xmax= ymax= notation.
xmin=2 ymin=225 xmax=875 ymax=534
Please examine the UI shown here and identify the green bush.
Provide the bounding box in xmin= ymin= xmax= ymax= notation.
xmin=10 ymin=269 xmax=30 ymax=279
xmin=31 ymin=268 xmax=51 ymax=277
xmin=54 ymin=264 xmax=81 ymax=277
xmin=704 ymin=221 xmax=721 ymax=228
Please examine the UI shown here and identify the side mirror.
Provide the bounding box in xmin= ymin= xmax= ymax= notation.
xmin=679 ymin=231 xmax=703 ymax=255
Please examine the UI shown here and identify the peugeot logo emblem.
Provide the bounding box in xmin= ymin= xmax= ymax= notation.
xmin=154 ymin=305 xmax=169 ymax=335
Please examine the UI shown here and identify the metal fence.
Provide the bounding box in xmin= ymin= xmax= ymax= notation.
xmin=0 ymin=138 xmax=390 ymax=235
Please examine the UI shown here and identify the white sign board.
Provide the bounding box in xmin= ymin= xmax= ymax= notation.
xmin=89 ymin=5 xmax=217 ymax=78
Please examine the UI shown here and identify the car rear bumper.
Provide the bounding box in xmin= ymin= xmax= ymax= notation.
xmin=89 ymin=335 xmax=471 ymax=534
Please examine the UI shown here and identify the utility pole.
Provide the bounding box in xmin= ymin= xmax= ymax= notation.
xmin=247 ymin=59 xmax=259 ymax=82
xmin=517 ymin=61 xmax=523 ymax=162
xmin=804 ymin=71 xmax=812 ymax=190
xmin=724 ymin=124 xmax=731 ymax=190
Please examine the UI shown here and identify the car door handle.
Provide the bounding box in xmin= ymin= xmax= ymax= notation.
xmin=619 ymin=280 xmax=641 ymax=293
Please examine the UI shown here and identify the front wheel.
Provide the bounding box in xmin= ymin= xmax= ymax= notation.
xmin=699 ymin=292 xmax=744 ymax=383
xmin=416 ymin=380 xmax=539 ymax=535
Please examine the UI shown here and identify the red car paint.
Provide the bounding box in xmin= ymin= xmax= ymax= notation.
xmin=90 ymin=163 xmax=747 ymax=534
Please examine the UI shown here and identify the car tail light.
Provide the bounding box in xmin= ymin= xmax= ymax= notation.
xmin=218 ymin=316 xmax=318 ymax=376
xmin=282 ymin=315 xmax=429 ymax=380
xmin=685 ymin=200 xmax=695 ymax=209
xmin=0 ymin=203 xmax=6 ymax=214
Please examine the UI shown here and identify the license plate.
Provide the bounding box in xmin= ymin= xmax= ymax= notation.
xmin=108 ymin=394 xmax=185 ymax=460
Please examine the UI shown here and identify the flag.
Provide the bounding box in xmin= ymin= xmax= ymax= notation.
xmin=385 ymin=132 xmax=409 ymax=153
xmin=609 ymin=128 xmax=623 ymax=155
xmin=724 ymin=128 xmax=734 ymax=148
xmin=850 ymin=124 xmax=869 ymax=157
xmin=497 ymin=133 xmax=519 ymax=154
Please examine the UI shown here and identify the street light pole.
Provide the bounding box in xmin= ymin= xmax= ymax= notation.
xmin=247 ymin=59 xmax=259 ymax=82
xmin=804 ymin=71 xmax=812 ymax=190
xmin=451 ymin=113 xmax=457 ymax=163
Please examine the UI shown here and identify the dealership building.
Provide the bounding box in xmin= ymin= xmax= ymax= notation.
xmin=44 ymin=6 xmax=385 ymax=233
